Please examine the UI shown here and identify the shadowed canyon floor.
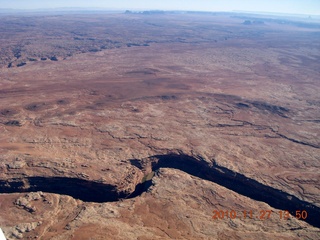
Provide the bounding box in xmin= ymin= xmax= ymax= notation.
xmin=0 ymin=11 xmax=319 ymax=240
xmin=1 ymin=154 xmax=319 ymax=228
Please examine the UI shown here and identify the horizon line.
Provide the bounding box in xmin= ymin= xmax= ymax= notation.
xmin=0 ymin=8 xmax=319 ymax=17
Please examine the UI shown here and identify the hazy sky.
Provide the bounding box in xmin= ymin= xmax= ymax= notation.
xmin=1 ymin=0 xmax=319 ymax=15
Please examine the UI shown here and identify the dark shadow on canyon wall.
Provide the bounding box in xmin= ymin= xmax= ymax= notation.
xmin=0 ymin=177 xmax=123 ymax=202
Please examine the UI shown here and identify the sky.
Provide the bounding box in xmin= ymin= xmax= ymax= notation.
xmin=0 ymin=0 xmax=319 ymax=15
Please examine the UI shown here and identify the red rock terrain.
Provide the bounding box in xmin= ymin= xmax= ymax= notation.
xmin=0 ymin=12 xmax=319 ymax=239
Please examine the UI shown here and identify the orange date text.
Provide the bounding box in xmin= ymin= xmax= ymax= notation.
xmin=212 ymin=210 xmax=308 ymax=220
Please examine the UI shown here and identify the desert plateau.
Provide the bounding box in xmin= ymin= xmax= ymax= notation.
xmin=0 ymin=10 xmax=319 ymax=239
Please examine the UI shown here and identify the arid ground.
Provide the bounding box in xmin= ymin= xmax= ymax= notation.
xmin=0 ymin=11 xmax=319 ymax=239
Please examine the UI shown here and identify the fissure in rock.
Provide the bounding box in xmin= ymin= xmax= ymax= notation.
xmin=0 ymin=153 xmax=319 ymax=228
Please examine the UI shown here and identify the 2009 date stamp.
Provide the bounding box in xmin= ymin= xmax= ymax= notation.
xmin=212 ymin=210 xmax=308 ymax=220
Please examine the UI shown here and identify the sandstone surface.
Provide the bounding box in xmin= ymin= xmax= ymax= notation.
xmin=0 ymin=12 xmax=319 ymax=239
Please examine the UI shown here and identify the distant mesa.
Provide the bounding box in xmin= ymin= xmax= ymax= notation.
xmin=124 ymin=10 xmax=165 ymax=15
xmin=142 ymin=10 xmax=165 ymax=15
xmin=243 ymin=20 xmax=265 ymax=25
